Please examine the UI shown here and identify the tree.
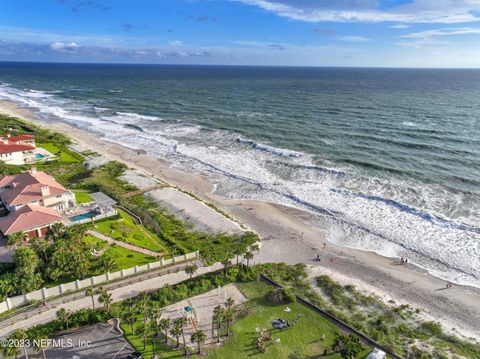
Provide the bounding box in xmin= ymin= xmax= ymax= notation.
xmin=191 ymin=329 xmax=207 ymax=354
xmin=223 ymin=309 xmax=234 ymax=337
xmin=212 ymin=305 xmax=224 ymax=343
xmin=56 ymin=308 xmax=71 ymax=329
xmin=233 ymin=247 xmax=243 ymax=266
xmin=170 ymin=323 xmax=182 ymax=348
xmin=243 ymin=251 xmax=254 ymax=267
xmin=5 ymin=232 xmax=26 ymax=249
xmin=97 ymin=287 xmax=112 ymax=312
xmin=175 ymin=317 xmax=188 ymax=356
xmin=184 ymin=264 xmax=198 ymax=279
xmin=221 ymin=259 xmax=232 ymax=277
xmin=224 ymin=297 xmax=235 ymax=312
xmin=45 ymin=222 xmax=66 ymax=242
xmin=136 ymin=321 xmax=150 ymax=351
xmin=101 ymin=255 xmax=117 ymax=273
xmin=158 ymin=318 xmax=171 ymax=344
xmin=10 ymin=329 xmax=29 ymax=359
xmin=122 ymin=309 xmax=136 ymax=334
xmin=13 ymin=247 xmax=43 ymax=294
xmin=332 ymin=334 xmax=363 ymax=358
xmin=32 ymin=334 xmax=48 ymax=359
xmin=85 ymin=288 xmax=95 ymax=309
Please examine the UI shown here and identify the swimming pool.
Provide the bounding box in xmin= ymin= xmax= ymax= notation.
xmin=35 ymin=153 xmax=45 ymax=159
xmin=69 ymin=210 xmax=100 ymax=222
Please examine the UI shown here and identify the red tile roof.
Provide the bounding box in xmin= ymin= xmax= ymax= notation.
xmin=0 ymin=143 xmax=35 ymax=155
xmin=5 ymin=135 xmax=35 ymax=143
xmin=0 ymin=170 xmax=68 ymax=206
xmin=0 ymin=204 xmax=62 ymax=236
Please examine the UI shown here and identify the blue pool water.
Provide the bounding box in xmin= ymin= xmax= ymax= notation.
xmin=35 ymin=153 xmax=45 ymax=159
xmin=69 ymin=210 xmax=100 ymax=222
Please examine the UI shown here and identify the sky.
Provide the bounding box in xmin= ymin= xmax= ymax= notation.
xmin=0 ymin=0 xmax=480 ymax=67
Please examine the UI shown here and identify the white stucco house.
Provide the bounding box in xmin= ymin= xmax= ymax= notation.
xmin=0 ymin=134 xmax=36 ymax=165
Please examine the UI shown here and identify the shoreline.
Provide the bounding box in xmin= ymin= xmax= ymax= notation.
xmin=1 ymin=99 xmax=479 ymax=341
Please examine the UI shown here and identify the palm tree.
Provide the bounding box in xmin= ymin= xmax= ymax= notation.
xmin=223 ymin=309 xmax=234 ymax=337
xmin=191 ymin=329 xmax=207 ymax=354
xmin=243 ymin=251 xmax=254 ymax=267
xmin=122 ymin=309 xmax=136 ymax=333
xmin=212 ymin=305 xmax=224 ymax=342
xmin=159 ymin=318 xmax=171 ymax=344
xmin=56 ymin=308 xmax=70 ymax=329
xmin=170 ymin=323 xmax=182 ymax=348
xmin=98 ymin=287 xmax=112 ymax=312
xmin=150 ymin=302 xmax=161 ymax=336
xmin=10 ymin=329 xmax=29 ymax=359
xmin=184 ymin=264 xmax=198 ymax=279
xmin=233 ymin=247 xmax=243 ymax=266
xmin=102 ymin=256 xmax=116 ymax=273
xmin=175 ymin=317 xmax=188 ymax=356
xmin=250 ymin=243 xmax=260 ymax=253
xmin=138 ymin=292 xmax=150 ymax=324
xmin=85 ymin=287 xmax=95 ymax=309
xmin=224 ymin=297 xmax=235 ymax=311
xmin=45 ymin=222 xmax=66 ymax=242
xmin=5 ymin=232 xmax=26 ymax=249
xmin=221 ymin=259 xmax=232 ymax=277
xmin=32 ymin=334 xmax=48 ymax=359
xmin=136 ymin=321 xmax=150 ymax=351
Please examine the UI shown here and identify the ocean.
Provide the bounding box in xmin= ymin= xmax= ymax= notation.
xmin=0 ymin=62 xmax=479 ymax=287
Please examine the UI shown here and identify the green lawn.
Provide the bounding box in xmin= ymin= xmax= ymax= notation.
xmin=123 ymin=281 xmax=371 ymax=359
xmin=83 ymin=235 xmax=156 ymax=270
xmin=205 ymin=282 xmax=370 ymax=359
xmin=74 ymin=190 xmax=93 ymax=204
xmin=93 ymin=209 xmax=166 ymax=252
xmin=37 ymin=142 xmax=83 ymax=163
xmin=104 ymin=244 xmax=157 ymax=269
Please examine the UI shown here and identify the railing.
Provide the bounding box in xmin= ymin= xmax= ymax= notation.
xmin=0 ymin=251 xmax=200 ymax=314
xmin=64 ymin=209 xmax=118 ymax=226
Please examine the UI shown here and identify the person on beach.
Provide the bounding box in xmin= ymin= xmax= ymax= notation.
xmin=315 ymin=254 xmax=321 ymax=262
xmin=400 ymin=257 xmax=404 ymax=264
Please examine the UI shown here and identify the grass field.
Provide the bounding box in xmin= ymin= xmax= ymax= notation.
xmin=73 ymin=190 xmax=93 ymax=204
xmin=123 ymin=281 xmax=371 ymax=358
xmin=37 ymin=142 xmax=83 ymax=163
xmin=93 ymin=209 xmax=166 ymax=252
xmin=83 ymin=235 xmax=157 ymax=270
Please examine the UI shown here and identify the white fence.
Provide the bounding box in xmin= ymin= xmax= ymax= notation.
xmin=0 ymin=251 xmax=199 ymax=314
xmin=65 ymin=209 xmax=118 ymax=226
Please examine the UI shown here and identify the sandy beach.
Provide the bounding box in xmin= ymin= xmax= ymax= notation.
xmin=1 ymin=99 xmax=479 ymax=342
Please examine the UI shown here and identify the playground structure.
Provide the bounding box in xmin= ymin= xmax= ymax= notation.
xmin=184 ymin=303 xmax=199 ymax=332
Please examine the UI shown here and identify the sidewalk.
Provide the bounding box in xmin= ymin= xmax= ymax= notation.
xmin=0 ymin=261 xmax=221 ymax=337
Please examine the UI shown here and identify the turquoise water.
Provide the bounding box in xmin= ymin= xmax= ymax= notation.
xmin=0 ymin=63 xmax=479 ymax=286
xmin=35 ymin=153 xmax=45 ymax=159
xmin=69 ymin=210 xmax=100 ymax=222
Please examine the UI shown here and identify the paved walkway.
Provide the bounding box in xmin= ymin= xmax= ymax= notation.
xmin=0 ymin=260 xmax=221 ymax=337
xmin=86 ymin=229 xmax=161 ymax=257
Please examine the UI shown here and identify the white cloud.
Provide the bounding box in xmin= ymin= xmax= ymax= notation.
xmin=235 ymin=0 xmax=480 ymax=24
xmin=400 ymin=27 xmax=480 ymax=38
xmin=50 ymin=41 xmax=78 ymax=50
xmin=339 ymin=35 xmax=370 ymax=42
xmin=390 ymin=24 xmax=410 ymax=29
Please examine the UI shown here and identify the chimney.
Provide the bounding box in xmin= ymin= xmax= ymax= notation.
xmin=30 ymin=167 xmax=37 ymax=175
xmin=11 ymin=182 xmax=17 ymax=188
xmin=2 ymin=139 xmax=8 ymax=144
xmin=41 ymin=185 xmax=50 ymax=197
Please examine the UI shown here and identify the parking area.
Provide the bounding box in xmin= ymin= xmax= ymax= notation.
xmin=36 ymin=322 xmax=135 ymax=359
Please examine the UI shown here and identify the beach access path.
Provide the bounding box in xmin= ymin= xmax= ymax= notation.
xmin=0 ymin=260 xmax=219 ymax=338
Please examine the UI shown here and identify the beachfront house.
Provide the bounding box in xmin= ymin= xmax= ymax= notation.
xmin=0 ymin=168 xmax=76 ymax=238
xmin=0 ymin=134 xmax=36 ymax=165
